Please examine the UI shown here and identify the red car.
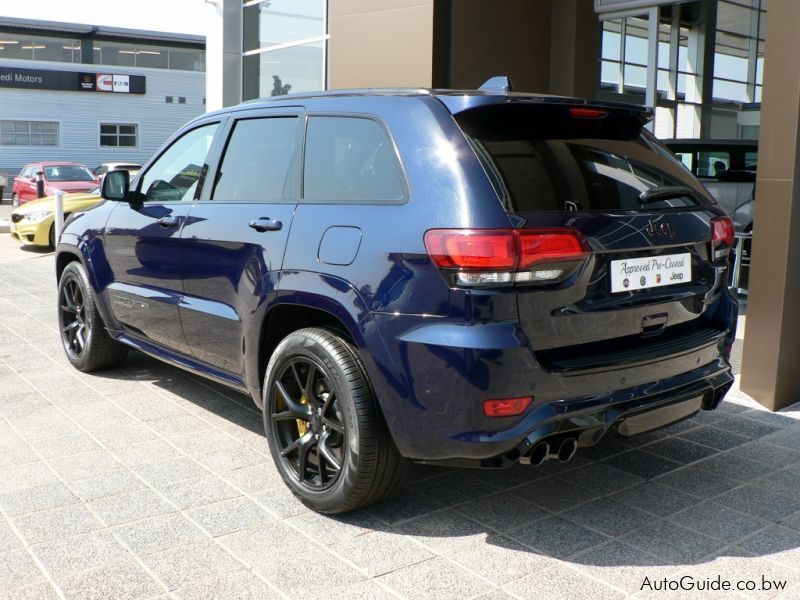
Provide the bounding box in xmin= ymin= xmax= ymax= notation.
xmin=12 ymin=162 xmax=98 ymax=208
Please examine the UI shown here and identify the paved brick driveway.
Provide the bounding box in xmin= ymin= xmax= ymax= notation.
xmin=1 ymin=236 xmax=799 ymax=599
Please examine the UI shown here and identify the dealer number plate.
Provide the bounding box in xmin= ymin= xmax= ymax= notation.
xmin=610 ymin=252 xmax=692 ymax=293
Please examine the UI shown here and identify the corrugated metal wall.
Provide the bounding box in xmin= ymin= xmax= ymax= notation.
xmin=0 ymin=59 xmax=205 ymax=180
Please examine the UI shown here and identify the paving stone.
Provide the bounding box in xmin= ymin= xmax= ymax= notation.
xmin=621 ymin=519 xmax=724 ymax=563
xmin=186 ymin=496 xmax=273 ymax=537
xmin=563 ymin=497 xmax=653 ymax=537
xmin=172 ymin=571 xmax=276 ymax=600
xmin=67 ymin=468 xmax=146 ymax=501
xmin=91 ymin=424 xmax=160 ymax=449
xmin=0 ymin=482 xmax=78 ymax=517
xmin=217 ymin=521 xmax=303 ymax=568
xmin=409 ymin=472 xmax=498 ymax=506
xmin=88 ymin=488 xmax=175 ymax=527
xmin=58 ymin=559 xmax=164 ymax=600
xmin=48 ymin=450 xmax=122 ymax=481
xmin=329 ymin=530 xmax=434 ymax=577
xmin=454 ymin=491 xmax=549 ymax=533
xmin=0 ymin=549 xmax=45 ymax=592
xmin=506 ymin=564 xmax=623 ymax=600
xmin=679 ymin=426 xmax=753 ymax=451
xmin=377 ymin=556 xmax=492 ymax=600
xmin=714 ymin=416 xmax=784 ymax=439
xmin=469 ymin=463 xmax=549 ymax=490
xmin=694 ymin=451 xmax=772 ymax=482
xmin=655 ymin=464 xmax=740 ymax=498
xmin=112 ymin=439 xmax=183 ymax=467
xmin=252 ymin=485 xmax=310 ymax=520
xmin=195 ymin=445 xmax=267 ymax=473
xmin=145 ymin=414 xmax=211 ymax=438
xmin=219 ymin=463 xmax=284 ymax=494
xmin=559 ymin=462 xmax=646 ymax=495
xmin=666 ymin=501 xmax=767 ymax=544
xmin=365 ymin=487 xmax=444 ymax=526
xmin=391 ymin=510 xmax=489 ymax=554
xmin=167 ymin=430 xmax=241 ymax=456
xmin=0 ymin=447 xmax=41 ymax=469
xmin=31 ymin=530 xmax=130 ymax=575
xmin=715 ymin=483 xmax=800 ymax=522
xmin=140 ymin=540 xmax=243 ymax=590
xmin=640 ymin=437 xmax=720 ymax=464
xmin=113 ymin=512 xmax=206 ymax=555
xmin=511 ymin=477 xmax=596 ymax=513
xmin=756 ymin=468 xmax=800 ymax=501
xmin=728 ymin=440 xmax=800 ymax=469
xmin=284 ymin=508 xmax=384 ymax=546
xmin=736 ymin=525 xmax=800 ymax=573
xmin=33 ymin=434 xmax=100 ymax=459
xmin=2 ymin=581 xmax=61 ymax=600
xmin=760 ymin=428 xmax=800 ymax=452
xmin=448 ymin=536 xmax=557 ymax=586
xmin=571 ymin=540 xmax=673 ymax=595
xmin=603 ymin=449 xmax=683 ymax=479
xmin=510 ymin=515 xmax=609 ymax=559
xmin=14 ymin=503 xmax=103 ymax=545
xmin=0 ymin=519 xmax=22 ymax=552
xmin=159 ymin=475 xmax=240 ymax=510
xmin=0 ymin=463 xmax=58 ymax=495
xmin=135 ymin=457 xmax=209 ymax=487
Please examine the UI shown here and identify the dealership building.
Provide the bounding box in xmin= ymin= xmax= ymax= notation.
xmin=0 ymin=17 xmax=205 ymax=181
xmin=203 ymin=0 xmax=797 ymax=414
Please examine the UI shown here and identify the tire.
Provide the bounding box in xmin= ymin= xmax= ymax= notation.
xmin=48 ymin=224 xmax=55 ymax=249
xmin=263 ymin=327 xmax=407 ymax=514
xmin=57 ymin=261 xmax=128 ymax=372
xmin=11 ymin=193 xmax=18 ymax=209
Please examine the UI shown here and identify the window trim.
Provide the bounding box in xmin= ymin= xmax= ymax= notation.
xmin=0 ymin=119 xmax=61 ymax=148
xmin=299 ymin=112 xmax=409 ymax=206
xmin=133 ymin=119 xmax=223 ymax=204
xmin=209 ymin=109 xmax=305 ymax=204
xmin=97 ymin=122 xmax=140 ymax=149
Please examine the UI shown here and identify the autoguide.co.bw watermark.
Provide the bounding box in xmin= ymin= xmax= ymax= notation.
xmin=641 ymin=574 xmax=788 ymax=593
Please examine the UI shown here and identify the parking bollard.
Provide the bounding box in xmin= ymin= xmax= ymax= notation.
xmin=54 ymin=190 xmax=64 ymax=247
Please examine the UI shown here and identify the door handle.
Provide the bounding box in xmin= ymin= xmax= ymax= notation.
xmin=248 ymin=217 xmax=283 ymax=232
xmin=157 ymin=215 xmax=179 ymax=228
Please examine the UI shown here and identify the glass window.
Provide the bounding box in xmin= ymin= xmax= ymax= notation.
xmin=673 ymin=151 xmax=694 ymax=172
xmin=100 ymin=124 xmax=138 ymax=148
xmin=600 ymin=61 xmax=620 ymax=86
xmin=0 ymin=33 xmax=81 ymax=62
xmin=744 ymin=150 xmax=758 ymax=170
xmin=456 ymin=105 xmax=712 ymax=213
xmin=213 ymin=117 xmax=298 ymax=202
xmin=0 ymin=121 xmax=59 ymax=146
xmin=712 ymin=79 xmax=748 ymax=102
xmin=303 ymin=117 xmax=405 ymax=203
xmin=243 ymin=40 xmax=323 ymax=100
xmin=168 ymin=48 xmax=205 ymax=71
xmin=601 ymin=21 xmax=621 ymax=61
xmin=44 ymin=166 xmax=95 ymax=182
xmin=243 ymin=0 xmax=325 ymax=51
xmin=697 ymin=150 xmax=731 ymax=178
xmin=138 ymin=123 xmax=219 ymax=203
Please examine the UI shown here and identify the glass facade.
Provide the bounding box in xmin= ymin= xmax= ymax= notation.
xmin=241 ymin=0 xmax=329 ymax=100
xmin=0 ymin=31 xmax=204 ymax=72
xmin=598 ymin=1 xmax=766 ymax=140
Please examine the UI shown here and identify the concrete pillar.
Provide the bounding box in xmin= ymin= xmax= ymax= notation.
xmin=549 ymin=0 xmax=599 ymax=99
xmin=328 ymin=0 xmax=434 ymax=89
xmin=205 ymin=0 xmax=242 ymax=111
xmin=740 ymin=0 xmax=800 ymax=411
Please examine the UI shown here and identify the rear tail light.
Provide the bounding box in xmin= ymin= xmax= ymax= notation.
xmin=710 ymin=216 xmax=735 ymax=262
xmin=483 ymin=396 xmax=532 ymax=417
xmin=569 ymin=107 xmax=609 ymax=119
xmin=424 ymin=228 xmax=589 ymax=287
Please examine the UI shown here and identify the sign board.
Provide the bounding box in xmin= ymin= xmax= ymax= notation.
xmin=595 ymin=0 xmax=693 ymax=15
xmin=0 ymin=66 xmax=145 ymax=94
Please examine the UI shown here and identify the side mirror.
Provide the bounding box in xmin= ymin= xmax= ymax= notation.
xmin=102 ymin=169 xmax=130 ymax=201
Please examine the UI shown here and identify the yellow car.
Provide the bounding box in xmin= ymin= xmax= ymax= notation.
xmin=10 ymin=187 xmax=103 ymax=248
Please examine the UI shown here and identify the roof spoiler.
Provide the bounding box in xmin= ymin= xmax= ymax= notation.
xmin=479 ymin=76 xmax=514 ymax=93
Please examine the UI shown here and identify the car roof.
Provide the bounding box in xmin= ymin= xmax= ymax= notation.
xmin=30 ymin=161 xmax=88 ymax=167
xmin=207 ymin=88 xmax=651 ymax=120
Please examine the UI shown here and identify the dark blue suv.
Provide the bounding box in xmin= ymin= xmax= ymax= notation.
xmin=55 ymin=85 xmax=737 ymax=513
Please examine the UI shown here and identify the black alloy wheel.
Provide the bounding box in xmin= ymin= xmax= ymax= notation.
xmin=270 ymin=356 xmax=346 ymax=490
xmin=59 ymin=274 xmax=89 ymax=360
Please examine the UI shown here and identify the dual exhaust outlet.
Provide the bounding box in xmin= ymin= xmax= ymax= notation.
xmin=524 ymin=436 xmax=578 ymax=466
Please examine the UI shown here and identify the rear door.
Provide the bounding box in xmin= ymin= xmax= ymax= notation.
xmin=455 ymin=103 xmax=730 ymax=366
xmin=179 ymin=108 xmax=303 ymax=375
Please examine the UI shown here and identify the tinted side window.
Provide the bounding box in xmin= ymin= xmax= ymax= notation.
xmin=697 ymin=150 xmax=731 ymax=179
xmin=139 ymin=123 xmax=219 ymax=203
xmin=213 ymin=116 xmax=298 ymax=202
xmin=303 ymin=117 xmax=404 ymax=203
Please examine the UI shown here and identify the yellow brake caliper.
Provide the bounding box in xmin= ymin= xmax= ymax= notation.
xmin=296 ymin=394 xmax=309 ymax=436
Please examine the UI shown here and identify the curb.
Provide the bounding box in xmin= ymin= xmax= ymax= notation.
xmin=0 ymin=220 xmax=9 ymax=234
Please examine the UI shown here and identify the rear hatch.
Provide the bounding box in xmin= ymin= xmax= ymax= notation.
xmin=449 ymin=100 xmax=733 ymax=372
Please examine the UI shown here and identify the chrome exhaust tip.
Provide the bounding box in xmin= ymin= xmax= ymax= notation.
xmin=528 ymin=441 xmax=549 ymax=466
xmin=555 ymin=437 xmax=578 ymax=463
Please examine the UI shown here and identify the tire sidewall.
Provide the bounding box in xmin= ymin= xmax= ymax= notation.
xmin=57 ymin=262 xmax=100 ymax=370
xmin=263 ymin=331 xmax=362 ymax=512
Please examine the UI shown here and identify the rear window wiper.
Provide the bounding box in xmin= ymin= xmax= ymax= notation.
xmin=639 ymin=185 xmax=698 ymax=204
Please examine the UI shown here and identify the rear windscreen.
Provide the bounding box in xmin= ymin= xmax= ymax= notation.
xmin=456 ymin=104 xmax=713 ymax=213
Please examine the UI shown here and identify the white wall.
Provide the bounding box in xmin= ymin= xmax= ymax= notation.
xmin=0 ymin=59 xmax=205 ymax=177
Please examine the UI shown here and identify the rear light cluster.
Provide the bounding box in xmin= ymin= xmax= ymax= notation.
xmin=424 ymin=228 xmax=589 ymax=287
xmin=710 ymin=216 xmax=735 ymax=262
xmin=483 ymin=396 xmax=532 ymax=417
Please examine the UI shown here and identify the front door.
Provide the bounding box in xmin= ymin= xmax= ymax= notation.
xmin=180 ymin=110 xmax=303 ymax=375
xmin=103 ymin=121 xmax=221 ymax=354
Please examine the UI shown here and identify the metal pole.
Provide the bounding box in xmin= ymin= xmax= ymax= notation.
xmin=54 ymin=190 xmax=64 ymax=248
